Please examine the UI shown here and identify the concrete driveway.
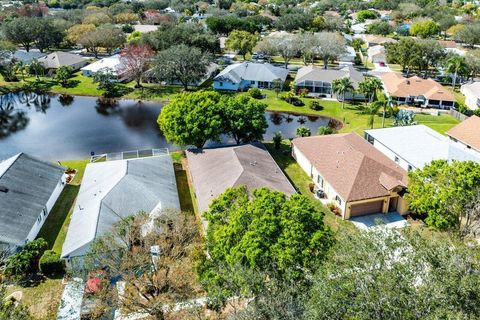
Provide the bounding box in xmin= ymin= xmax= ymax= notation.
xmin=350 ymin=212 xmax=409 ymax=231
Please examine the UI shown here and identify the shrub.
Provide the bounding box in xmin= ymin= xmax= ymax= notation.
xmin=290 ymin=97 xmax=305 ymax=106
xmin=327 ymin=203 xmax=342 ymax=216
xmin=318 ymin=126 xmax=336 ymax=135
xmin=248 ymin=87 xmax=263 ymax=99
xmin=122 ymin=24 xmax=134 ymax=33
xmin=309 ymin=100 xmax=324 ymax=111
xmin=296 ymin=126 xmax=311 ymax=137
xmin=278 ymin=93 xmax=288 ymax=101
xmin=39 ymin=250 xmax=65 ymax=276
xmin=273 ymin=131 xmax=282 ymax=149
xmin=4 ymin=238 xmax=48 ymax=278
xmin=298 ymin=88 xmax=309 ymax=98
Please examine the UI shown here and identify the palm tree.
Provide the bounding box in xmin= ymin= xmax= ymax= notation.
xmin=366 ymin=77 xmax=383 ymax=102
xmin=445 ymin=55 xmax=469 ymax=90
xmin=332 ymin=77 xmax=355 ymax=109
xmin=364 ymin=102 xmax=381 ymax=129
xmin=28 ymin=59 xmax=44 ymax=80
xmin=371 ymin=96 xmax=394 ymax=128
xmin=15 ymin=61 xmax=26 ymax=81
xmin=358 ymin=79 xmax=372 ymax=106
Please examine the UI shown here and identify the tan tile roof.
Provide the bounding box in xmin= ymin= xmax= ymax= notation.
xmin=438 ymin=40 xmax=457 ymax=48
xmin=446 ymin=115 xmax=480 ymax=152
xmin=293 ymin=133 xmax=407 ymax=202
xmin=186 ymin=143 xmax=296 ymax=213
xmin=363 ymin=35 xmax=398 ymax=45
xmin=380 ymin=73 xmax=455 ymax=102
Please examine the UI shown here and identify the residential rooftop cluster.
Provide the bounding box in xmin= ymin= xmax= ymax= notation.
xmin=1 ymin=0 xmax=480 ymax=318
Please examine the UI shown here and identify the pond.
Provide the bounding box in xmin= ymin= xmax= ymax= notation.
xmin=0 ymin=93 xmax=340 ymax=160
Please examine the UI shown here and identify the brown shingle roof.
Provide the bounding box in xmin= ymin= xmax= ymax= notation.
xmin=293 ymin=133 xmax=407 ymax=202
xmin=446 ymin=115 xmax=480 ymax=152
xmin=186 ymin=143 xmax=296 ymax=213
xmin=380 ymin=73 xmax=455 ymax=102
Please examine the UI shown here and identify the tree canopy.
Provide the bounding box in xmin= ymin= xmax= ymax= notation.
xmin=406 ymin=160 xmax=480 ymax=231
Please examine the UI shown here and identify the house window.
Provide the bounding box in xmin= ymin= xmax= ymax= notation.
xmin=251 ymin=80 xmax=255 ymax=84
xmin=219 ymin=82 xmax=223 ymax=87
xmin=394 ymin=156 xmax=400 ymax=164
xmin=407 ymin=164 xmax=413 ymax=171
xmin=366 ymin=134 xmax=374 ymax=144
xmin=317 ymin=175 xmax=324 ymax=188
xmin=37 ymin=214 xmax=42 ymax=224
xmin=335 ymin=195 xmax=342 ymax=205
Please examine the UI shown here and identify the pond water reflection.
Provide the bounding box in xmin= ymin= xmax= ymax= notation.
xmin=0 ymin=93 xmax=340 ymax=160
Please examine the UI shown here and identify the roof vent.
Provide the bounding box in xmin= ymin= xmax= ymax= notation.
xmin=250 ymin=161 xmax=257 ymax=166
xmin=406 ymin=80 xmax=410 ymax=85
xmin=0 ymin=186 xmax=9 ymax=193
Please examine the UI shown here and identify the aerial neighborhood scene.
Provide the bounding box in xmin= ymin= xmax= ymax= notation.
xmin=1 ymin=0 xmax=480 ymax=318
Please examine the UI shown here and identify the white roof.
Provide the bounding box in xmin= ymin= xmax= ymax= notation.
xmin=461 ymin=82 xmax=480 ymax=98
xmin=365 ymin=125 xmax=480 ymax=169
xmin=61 ymin=155 xmax=180 ymax=258
xmin=133 ymin=24 xmax=159 ymax=33
xmin=81 ymin=55 xmax=123 ymax=75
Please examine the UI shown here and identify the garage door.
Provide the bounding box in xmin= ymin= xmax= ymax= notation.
xmin=350 ymin=200 xmax=384 ymax=217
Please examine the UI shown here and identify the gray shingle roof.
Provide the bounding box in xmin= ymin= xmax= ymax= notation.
xmin=294 ymin=65 xmax=364 ymax=88
xmin=214 ymin=62 xmax=289 ymax=84
xmin=186 ymin=143 xmax=296 ymax=213
xmin=0 ymin=153 xmax=65 ymax=246
xmin=38 ymin=52 xmax=86 ymax=69
xmin=61 ymin=155 xmax=180 ymax=258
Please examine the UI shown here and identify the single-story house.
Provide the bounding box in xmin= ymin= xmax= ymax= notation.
xmin=11 ymin=50 xmax=47 ymax=63
xmin=438 ymin=40 xmax=466 ymax=56
xmin=380 ymin=73 xmax=455 ymax=109
xmin=363 ymin=34 xmax=397 ymax=47
xmin=80 ymin=55 xmax=128 ymax=81
xmin=213 ymin=62 xmax=288 ymax=91
xmin=292 ymin=133 xmax=409 ymax=219
xmin=365 ymin=124 xmax=480 ymax=171
xmin=0 ymin=153 xmax=66 ymax=252
xmin=294 ymin=65 xmax=364 ymax=100
xmin=186 ymin=143 xmax=296 ymax=215
xmin=339 ymin=46 xmax=356 ymax=63
xmin=38 ymin=51 xmax=88 ymax=72
xmin=61 ymin=155 xmax=180 ymax=261
xmin=446 ymin=115 xmax=480 ymax=155
xmin=460 ymin=82 xmax=480 ymax=110
xmin=367 ymin=45 xmax=386 ymax=63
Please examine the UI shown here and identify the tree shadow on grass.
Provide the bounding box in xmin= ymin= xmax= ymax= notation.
xmin=61 ymin=79 xmax=81 ymax=88
xmin=36 ymin=185 xmax=80 ymax=251
xmin=22 ymin=79 xmax=56 ymax=93
xmin=173 ymin=162 xmax=195 ymax=213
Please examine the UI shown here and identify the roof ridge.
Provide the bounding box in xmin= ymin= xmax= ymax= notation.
xmin=0 ymin=153 xmax=22 ymax=180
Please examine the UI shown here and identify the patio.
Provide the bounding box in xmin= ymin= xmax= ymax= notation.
xmin=350 ymin=212 xmax=409 ymax=231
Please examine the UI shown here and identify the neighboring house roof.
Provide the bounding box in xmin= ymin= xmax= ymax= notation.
xmin=186 ymin=143 xmax=296 ymax=213
xmin=0 ymin=153 xmax=65 ymax=246
xmin=367 ymin=45 xmax=385 ymax=57
xmin=438 ymin=40 xmax=457 ymax=48
xmin=363 ymin=35 xmax=397 ymax=45
xmin=365 ymin=125 xmax=480 ymax=168
xmin=133 ymin=24 xmax=159 ymax=33
xmin=294 ymin=65 xmax=364 ymax=89
xmin=81 ymin=55 xmax=123 ymax=75
xmin=461 ymin=82 xmax=480 ymax=99
xmin=12 ymin=50 xmax=47 ymax=63
xmin=38 ymin=52 xmax=86 ymax=69
xmin=446 ymin=115 xmax=480 ymax=152
xmin=340 ymin=46 xmax=356 ymax=61
xmin=293 ymin=133 xmax=407 ymax=202
xmin=214 ymin=62 xmax=288 ymax=84
xmin=380 ymin=73 xmax=455 ymax=102
xmin=61 ymin=155 xmax=180 ymax=258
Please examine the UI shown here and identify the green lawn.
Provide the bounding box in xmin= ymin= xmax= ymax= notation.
xmin=252 ymin=90 xmax=459 ymax=135
xmin=171 ymin=151 xmax=197 ymax=214
xmin=35 ymin=160 xmax=89 ymax=254
xmin=264 ymin=141 xmax=354 ymax=233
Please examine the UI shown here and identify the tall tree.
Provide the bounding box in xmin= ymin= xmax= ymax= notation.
xmin=198 ymin=187 xmax=333 ymax=308
xmin=118 ymin=44 xmax=154 ymax=87
xmin=85 ymin=211 xmax=201 ymax=320
xmin=315 ymin=32 xmax=346 ymax=69
xmin=152 ymin=44 xmax=211 ymax=90
xmin=2 ymin=17 xmax=39 ymax=52
xmin=222 ymin=95 xmax=268 ymax=144
xmin=445 ymin=55 xmax=469 ymax=90
xmin=225 ymin=30 xmax=259 ymax=60
xmin=157 ymin=91 xmax=223 ymax=148
xmin=332 ymin=77 xmax=354 ymax=109
xmin=406 ymin=160 xmax=480 ymax=231
xmin=307 ymin=228 xmax=480 ymax=320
